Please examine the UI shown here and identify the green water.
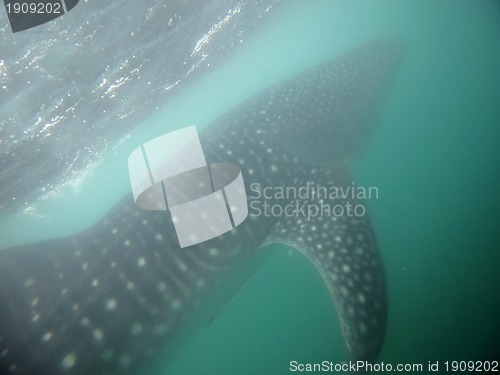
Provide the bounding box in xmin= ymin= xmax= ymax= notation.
xmin=160 ymin=1 xmax=500 ymax=374
xmin=2 ymin=0 xmax=500 ymax=373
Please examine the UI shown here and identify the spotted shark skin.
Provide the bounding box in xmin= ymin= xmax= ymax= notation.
xmin=0 ymin=39 xmax=404 ymax=374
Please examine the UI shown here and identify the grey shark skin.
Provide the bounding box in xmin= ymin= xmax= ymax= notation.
xmin=0 ymin=39 xmax=404 ymax=374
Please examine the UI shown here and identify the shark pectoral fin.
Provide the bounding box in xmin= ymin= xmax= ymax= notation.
xmin=260 ymin=169 xmax=387 ymax=362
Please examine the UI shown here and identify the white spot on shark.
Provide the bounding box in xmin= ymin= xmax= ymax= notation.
xmin=93 ymin=329 xmax=104 ymax=341
xmin=61 ymin=353 xmax=76 ymax=370
xmin=340 ymin=286 xmax=348 ymax=296
xmin=209 ymin=248 xmax=219 ymax=256
xmin=119 ymin=354 xmax=131 ymax=368
xmin=171 ymin=300 xmax=182 ymax=310
xmin=106 ymin=298 xmax=117 ymax=310
xmin=153 ymin=325 xmax=168 ymax=335
xmin=357 ymin=292 xmax=366 ymax=304
xmin=358 ymin=321 xmax=368 ymax=335
xmin=130 ymin=323 xmax=143 ymax=335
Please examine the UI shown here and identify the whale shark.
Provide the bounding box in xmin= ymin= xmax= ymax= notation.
xmin=0 ymin=39 xmax=404 ymax=375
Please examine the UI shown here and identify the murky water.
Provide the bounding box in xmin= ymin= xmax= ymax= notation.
xmin=1 ymin=1 xmax=499 ymax=374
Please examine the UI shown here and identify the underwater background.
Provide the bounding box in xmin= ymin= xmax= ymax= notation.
xmin=1 ymin=0 xmax=499 ymax=374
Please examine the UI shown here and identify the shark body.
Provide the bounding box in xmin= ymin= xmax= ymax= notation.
xmin=0 ymin=39 xmax=404 ymax=374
